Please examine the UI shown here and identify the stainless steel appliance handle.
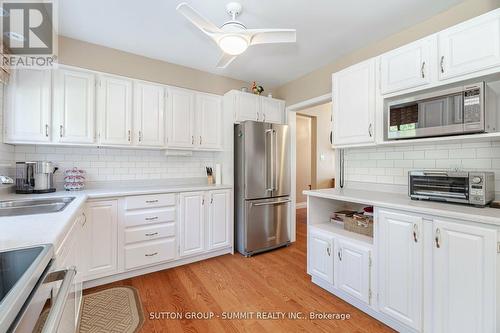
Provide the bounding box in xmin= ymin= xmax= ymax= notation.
xmin=41 ymin=267 xmax=77 ymax=333
xmin=265 ymin=129 xmax=273 ymax=192
xmin=273 ymin=129 xmax=278 ymax=191
xmin=252 ymin=199 xmax=291 ymax=207
xmin=422 ymin=171 xmax=449 ymax=176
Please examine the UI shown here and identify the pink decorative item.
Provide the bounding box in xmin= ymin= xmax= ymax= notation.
xmin=64 ymin=167 xmax=86 ymax=191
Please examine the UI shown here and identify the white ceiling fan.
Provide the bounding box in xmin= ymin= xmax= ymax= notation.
xmin=176 ymin=2 xmax=296 ymax=68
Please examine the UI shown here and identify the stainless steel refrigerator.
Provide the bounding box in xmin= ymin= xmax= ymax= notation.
xmin=234 ymin=121 xmax=291 ymax=256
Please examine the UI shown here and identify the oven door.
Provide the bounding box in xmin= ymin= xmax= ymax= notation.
xmin=409 ymin=171 xmax=470 ymax=204
xmin=10 ymin=263 xmax=77 ymax=333
xmin=388 ymin=92 xmax=464 ymax=140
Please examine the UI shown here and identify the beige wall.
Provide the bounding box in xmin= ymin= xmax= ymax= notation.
xmin=275 ymin=0 xmax=500 ymax=105
xmin=296 ymin=115 xmax=312 ymax=203
xmin=299 ymin=102 xmax=335 ymax=189
xmin=58 ymin=36 xmax=249 ymax=95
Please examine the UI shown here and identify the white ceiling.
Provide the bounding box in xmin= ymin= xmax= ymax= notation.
xmin=59 ymin=0 xmax=464 ymax=88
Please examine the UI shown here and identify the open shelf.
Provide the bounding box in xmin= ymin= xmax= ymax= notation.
xmin=312 ymin=222 xmax=373 ymax=246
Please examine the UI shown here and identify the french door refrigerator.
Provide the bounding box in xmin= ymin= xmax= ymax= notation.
xmin=234 ymin=121 xmax=291 ymax=256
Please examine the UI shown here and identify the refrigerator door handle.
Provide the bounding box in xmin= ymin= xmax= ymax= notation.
xmin=251 ymin=199 xmax=291 ymax=206
xmin=273 ymin=129 xmax=278 ymax=191
xmin=265 ymin=129 xmax=274 ymax=192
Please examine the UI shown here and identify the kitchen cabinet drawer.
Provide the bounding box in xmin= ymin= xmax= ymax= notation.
xmin=125 ymin=223 xmax=176 ymax=244
xmin=125 ymin=238 xmax=176 ymax=270
xmin=124 ymin=207 xmax=175 ymax=227
xmin=125 ymin=193 xmax=176 ymax=210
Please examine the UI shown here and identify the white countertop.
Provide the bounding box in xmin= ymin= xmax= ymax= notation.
xmin=304 ymin=188 xmax=500 ymax=226
xmin=0 ymin=183 xmax=232 ymax=252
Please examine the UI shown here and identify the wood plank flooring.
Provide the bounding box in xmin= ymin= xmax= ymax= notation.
xmin=84 ymin=208 xmax=394 ymax=333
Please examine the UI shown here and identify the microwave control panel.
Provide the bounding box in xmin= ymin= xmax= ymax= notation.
xmin=463 ymin=88 xmax=482 ymax=124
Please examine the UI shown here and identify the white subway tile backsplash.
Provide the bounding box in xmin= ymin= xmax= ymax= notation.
xmin=345 ymin=139 xmax=500 ymax=186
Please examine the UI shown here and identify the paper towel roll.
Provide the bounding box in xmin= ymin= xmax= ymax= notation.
xmin=215 ymin=164 xmax=221 ymax=185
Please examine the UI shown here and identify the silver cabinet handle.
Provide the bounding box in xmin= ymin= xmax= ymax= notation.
xmin=413 ymin=224 xmax=418 ymax=243
xmin=145 ymin=252 xmax=158 ymax=257
xmin=145 ymin=200 xmax=158 ymax=204
xmin=128 ymin=129 xmax=131 ymax=142
xmin=368 ymin=123 xmax=373 ymax=137
xmin=338 ymin=249 xmax=342 ymax=261
xmin=145 ymin=216 xmax=158 ymax=221
xmin=41 ymin=267 xmax=77 ymax=333
xmin=138 ymin=131 xmax=142 ymax=142
xmin=252 ymin=199 xmax=291 ymax=207
xmin=45 ymin=124 xmax=49 ymax=137
xmin=326 ymin=247 xmax=331 ymax=256
xmin=191 ymin=135 xmax=194 ymax=145
xmin=59 ymin=125 xmax=64 ymax=138
xmin=210 ymin=196 xmax=213 ymax=204
xmin=200 ymin=136 xmax=202 ymax=145
xmin=421 ymin=61 xmax=425 ymax=78
xmin=81 ymin=212 xmax=87 ymax=226
xmin=440 ymin=56 xmax=445 ymax=73
xmin=435 ymin=228 xmax=441 ymax=248
xmin=263 ymin=113 xmax=266 ymax=122
xmin=145 ymin=232 xmax=158 ymax=237
xmin=256 ymin=113 xmax=259 ymax=121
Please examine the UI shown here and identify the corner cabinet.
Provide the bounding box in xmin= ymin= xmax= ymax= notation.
xmin=332 ymin=58 xmax=376 ymax=147
xmin=4 ymin=68 xmax=52 ymax=143
xmin=225 ymin=90 xmax=285 ymax=124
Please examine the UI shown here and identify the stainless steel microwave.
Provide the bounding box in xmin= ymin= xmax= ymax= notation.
xmin=387 ymin=82 xmax=494 ymax=140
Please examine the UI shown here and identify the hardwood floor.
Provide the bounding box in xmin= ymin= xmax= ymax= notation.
xmin=85 ymin=208 xmax=394 ymax=333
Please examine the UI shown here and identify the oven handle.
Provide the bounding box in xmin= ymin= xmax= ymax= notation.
xmin=41 ymin=267 xmax=77 ymax=333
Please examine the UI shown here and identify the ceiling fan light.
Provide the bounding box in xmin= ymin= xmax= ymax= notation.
xmin=218 ymin=35 xmax=248 ymax=55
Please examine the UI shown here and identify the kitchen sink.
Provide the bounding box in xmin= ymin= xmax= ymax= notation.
xmin=0 ymin=197 xmax=75 ymax=217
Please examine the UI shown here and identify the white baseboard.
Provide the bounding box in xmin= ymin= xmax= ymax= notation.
xmin=83 ymin=247 xmax=233 ymax=289
xmin=296 ymin=202 xmax=307 ymax=209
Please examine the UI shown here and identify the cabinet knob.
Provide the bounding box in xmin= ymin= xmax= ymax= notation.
xmin=338 ymin=248 xmax=342 ymax=261
xmin=326 ymin=247 xmax=331 ymax=256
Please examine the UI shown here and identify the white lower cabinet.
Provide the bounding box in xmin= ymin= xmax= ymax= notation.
xmin=432 ymin=218 xmax=497 ymax=333
xmin=378 ymin=209 xmax=423 ymax=331
xmin=83 ymin=200 xmax=118 ymax=280
xmin=335 ymin=239 xmax=371 ymax=305
xmin=207 ymin=190 xmax=231 ymax=250
xmin=308 ymin=227 xmax=334 ymax=284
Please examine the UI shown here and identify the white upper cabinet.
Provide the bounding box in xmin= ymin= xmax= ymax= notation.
xmin=134 ymin=81 xmax=165 ymax=147
xmin=433 ymin=218 xmax=496 ymax=333
xmin=53 ymin=68 xmax=95 ymax=144
xmin=5 ymin=69 xmax=51 ymax=143
xmin=196 ymin=93 xmax=223 ymax=150
xmin=226 ymin=90 xmax=285 ymax=124
xmin=380 ymin=36 xmax=434 ymax=94
xmin=97 ymin=75 xmax=133 ymax=145
xmin=166 ymin=87 xmax=195 ymax=149
xmin=334 ymin=239 xmax=371 ymax=305
xmin=332 ymin=58 xmax=376 ymax=146
xmin=438 ymin=10 xmax=500 ymax=80
xmin=378 ymin=209 xmax=423 ymax=331
xmin=207 ymin=189 xmax=231 ymax=250
xmin=308 ymin=227 xmax=334 ymax=284
xmin=261 ymin=97 xmax=285 ymax=124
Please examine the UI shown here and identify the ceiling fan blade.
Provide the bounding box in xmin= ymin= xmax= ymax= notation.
xmin=216 ymin=53 xmax=237 ymax=68
xmin=246 ymin=29 xmax=297 ymax=45
xmin=176 ymin=2 xmax=220 ymax=35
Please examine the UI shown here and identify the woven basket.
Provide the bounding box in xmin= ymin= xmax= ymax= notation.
xmin=344 ymin=214 xmax=373 ymax=237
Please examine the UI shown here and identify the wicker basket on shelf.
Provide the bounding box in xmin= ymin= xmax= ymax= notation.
xmin=344 ymin=214 xmax=373 ymax=237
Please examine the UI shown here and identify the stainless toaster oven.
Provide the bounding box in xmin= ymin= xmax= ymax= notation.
xmin=409 ymin=170 xmax=495 ymax=207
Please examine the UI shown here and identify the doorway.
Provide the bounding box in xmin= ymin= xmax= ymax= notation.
xmin=295 ymin=114 xmax=316 ymax=208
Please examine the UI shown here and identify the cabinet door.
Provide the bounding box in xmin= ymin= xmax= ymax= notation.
xmin=97 ymin=75 xmax=133 ymax=145
xmin=235 ymin=92 xmax=260 ymax=122
xmin=332 ymin=58 xmax=376 ymax=146
xmin=261 ymin=97 xmax=284 ymax=124
xmin=53 ymin=68 xmax=95 ymax=143
xmin=308 ymin=228 xmax=334 ymax=284
xmin=378 ymin=209 xmax=423 ymax=331
xmin=433 ymin=218 xmax=496 ymax=333
xmin=5 ymin=69 xmax=51 ymax=142
xmin=438 ymin=10 xmax=500 ymax=80
xmin=134 ymin=81 xmax=165 ymax=147
xmin=380 ymin=36 xmax=433 ymax=94
xmin=83 ymin=200 xmax=118 ymax=279
xmin=207 ymin=190 xmax=231 ymax=250
xmin=179 ymin=192 xmax=205 ymax=257
xmin=335 ymin=239 xmax=371 ymax=304
xmin=196 ymin=93 xmax=222 ymax=149
xmin=166 ymin=87 xmax=195 ymax=148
